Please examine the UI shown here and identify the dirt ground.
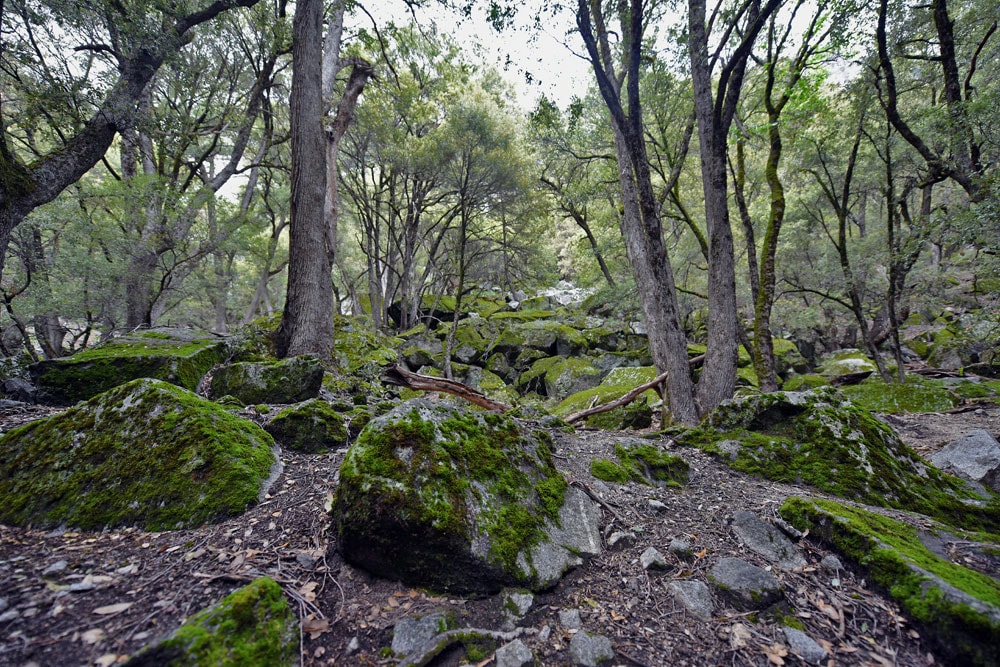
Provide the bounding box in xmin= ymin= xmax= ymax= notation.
xmin=1 ymin=400 xmax=999 ymax=667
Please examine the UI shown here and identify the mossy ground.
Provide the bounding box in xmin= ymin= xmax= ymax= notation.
xmin=780 ymin=497 xmax=1000 ymax=666
xmin=591 ymin=442 xmax=689 ymax=488
xmin=127 ymin=577 xmax=297 ymax=666
xmin=0 ymin=378 xmax=275 ymax=530
xmin=335 ymin=400 xmax=567 ymax=591
xmin=840 ymin=378 xmax=958 ymax=413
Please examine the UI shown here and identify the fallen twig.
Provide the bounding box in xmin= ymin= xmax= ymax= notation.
xmin=381 ymin=364 xmax=511 ymax=412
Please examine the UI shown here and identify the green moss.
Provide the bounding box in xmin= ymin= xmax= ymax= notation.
xmin=265 ymin=399 xmax=348 ymax=454
xmin=589 ymin=443 xmax=689 ymax=487
xmin=780 ymin=497 xmax=1000 ymax=666
xmin=781 ymin=374 xmax=828 ymax=391
xmin=840 ymin=379 xmax=957 ymax=413
xmin=210 ymin=356 xmax=324 ymax=405
xmin=135 ymin=577 xmax=297 ymax=666
xmin=591 ymin=458 xmax=631 ymax=483
xmin=0 ymin=379 xmax=275 ymax=531
xmin=552 ymin=366 xmax=659 ymax=422
xmin=335 ymin=401 xmax=567 ymax=591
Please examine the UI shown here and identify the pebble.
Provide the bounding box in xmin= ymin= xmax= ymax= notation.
xmin=559 ymin=608 xmax=582 ymax=630
xmin=640 ymin=546 xmax=668 ymax=570
xmin=820 ymin=554 xmax=843 ymax=573
xmin=42 ymin=560 xmax=68 ymax=576
xmin=607 ymin=531 xmax=634 ymax=549
xmin=495 ymin=639 xmax=534 ymax=667
xmin=668 ymin=537 xmax=693 ymax=560
xmin=0 ymin=609 xmax=18 ymax=623
xmin=647 ymin=499 xmax=668 ymax=512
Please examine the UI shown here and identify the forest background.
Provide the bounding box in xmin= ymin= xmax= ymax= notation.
xmin=0 ymin=0 xmax=997 ymax=422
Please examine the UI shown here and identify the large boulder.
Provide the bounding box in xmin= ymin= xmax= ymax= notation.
xmin=781 ymin=497 xmax=1000 ymax=667
xmin=553 ymin=366 xmax=659 ymax=429
xmin=29 ymin=328 xmax=228 ymax=405
xmin=0 ymin=378 xmax=276 ymax=530
xmin=333 ymin=399 xmax=600 ymax=594
xmin=681 ymin=388 xmax=1000 ymax=533
xmin=210 ymin=356 xmax=323 ymax=405
xmin=123 ymin=577 xmax=297 ymax=666
xmin=931 ymin=430 xmax=1000 ymax=493
xmin=264 ymin=399 xmax=349 ymax=454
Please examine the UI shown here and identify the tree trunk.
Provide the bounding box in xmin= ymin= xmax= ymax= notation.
xmin=275 ymin=0 xmax=333 ymax=359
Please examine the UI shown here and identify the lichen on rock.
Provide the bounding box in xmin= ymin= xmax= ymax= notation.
xmin=0 ymin=378 xmax=276 ymax=531
xmin=332 ymin=399 xmax=586 ymax=594
xmin=122 ymin=576 xmax=297 ymax=666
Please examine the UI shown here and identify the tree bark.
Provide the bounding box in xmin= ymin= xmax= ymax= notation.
xmin=275 ymin=0 xmax=333 ymax=358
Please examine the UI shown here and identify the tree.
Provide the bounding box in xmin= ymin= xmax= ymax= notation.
xmin=0 ymin=0 xmax=262 ymax=282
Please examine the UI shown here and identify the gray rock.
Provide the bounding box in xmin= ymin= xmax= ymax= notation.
xmin=667 ymin=580 xmax=713 ymax=621
xmin=820 ymin=554 xmax=843 ymax=573
xmin=522 ymin=486 xmax=602 ymax=589
xmin=501 ymin=590 xmax=534 ymax=630
xmin=0 ymin=609 xmax=19 ymax=623
xmin=559 ymin=608 xmax=583 ymax=630
xmin=608 ymin=531 xmax=635 ymax=549
xmin=647 ymin=499 xmax=668 ymax=512
xmin=42 ymin=560 xmax=68 ymax=576
xmin=496 ymin=639 xmax=534 ymax=667
xmin=931 ymin=430 xmax=1000 ymax=492
xmin=668 ymin=537 xmax=693 ymax=560
xmin=568 ymin=630 xmax=615 ymax=667
xmin=782 ymin=627 xmax=828 ymax=664
xmin=538 ymin=624 xmax=552 ymax=642
xmin=210 ymin=355 xmax=324 ymax=405
xmin=346 ymin=636 xmax=360 ymax=655
xmin=707 ymin=557 xmax=783 ymax=610
xmin=0 ymin=598 xmax=7 ymax=613
xmin=640 ymin=547 xmax=668 ymax=571
xmin=730 ymin=511 xmax=806 ymax=570
xmin=391 ymin=613 xmax=447 ymax=656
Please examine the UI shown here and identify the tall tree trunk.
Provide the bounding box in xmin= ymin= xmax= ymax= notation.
xmin=275 ymin=0 xmax=332 ymax=358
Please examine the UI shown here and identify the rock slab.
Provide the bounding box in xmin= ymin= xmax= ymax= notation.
xmin=731 ymin=510 xmax=806 ymax=570
xmin=930 ymin=429 xmax=1000 ymax=492
xmin=707 ymin=557 xmax=783 ymax=611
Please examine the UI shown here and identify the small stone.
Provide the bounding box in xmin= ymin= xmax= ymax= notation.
xmin=501 ymin=590 xmax=535 ymax=630
xmin=647 ymin=499 xmax=668 ymax=512
xmin=607 ymin=531 xmax=634 ymax=549
xmin=42 ymin=560 xmax=68 ymax=576
xmin=668 ymin=537 xmax=693 ymax=560
xmin=391 ymin=613 xmax=446 ymax=656
xmin=495 ymin=638 xmax=534 ymax=667
xmin=346 ymin=636 xmax=360 ymax=655
xmin=782 ymin=627 xmax=828 ymax=664
xmin=820 ymin=554 xmax=843 ymax=573
xmin=640 ymin=547 xmax=668 ymax=571
xmin=0 ymin=609 xmax=20 ymax=623
xmin=568 ymin=630 xmax=615 ymax=667
xmin=559 ymin=608 xmax=582 ymax=630
xmin=0 ymin=598 xmax=7 ymax=613
xmin=730 ymin=511 xmax=806 ymax=571
xmin=667 ymin=580 xmax=713 ymax=621
xmin=296 ymin=553 xmax=317 ymax=569
xmin=538 ymin=624 xmax=552 ymax=642
xmin=69 ymin=581 xmax=96 ymax=593
xmin=707 ymin=557 xmax=783 ymax=611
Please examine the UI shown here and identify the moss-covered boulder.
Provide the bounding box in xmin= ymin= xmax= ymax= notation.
xmin=840 ymin=378 xmax=958 ymax=413
xmin=816 ymin=349 xmax=877 ymax=377
xmin=590 ymin=440 xmax=689 ymax=487
xmin=780 ymin=374 xmax=828 ymax=391
xmin=680 ymin=388 xmax=1000 ymax=533
xmin=123 ymin=577 xmax=297 ymax=666
xmin=780 ymin=497 xmax=1000 ymax=667
xmin=332 ymin=315 xmax=402 ymax=376
xmin=543 ymin=357 xmax=601 ymax=400
xmin=771 ymin=338 xmax=809 ymax=376
xmin=210 ymin=356 xmax=323 ymax=405
xmin=29 ymin=328 xmax=229 ymax=405
xmin=264 ymin=399 xmax=348 ymax=454
xmin=553 ymin=366 xmax=660 ymax=429
xmin=0 ymin=378 xmax=276 ymax=530
xmin=333 ymin=399 xmax=599 ymax=594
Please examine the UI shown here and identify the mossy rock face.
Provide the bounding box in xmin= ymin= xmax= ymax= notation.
xmin=123 ymin=576 xmax=297 ymax=666
xmin=780 ymin=374 xmax=828 ymax=391
xmin=210 ymin=356 xmax=323 ymax=405
xmin=543 ymin=357 xmax=601 ymax=400
xmin=682 ymin=388 xmax=1000 ymax=533
xmin=332 ymin=316 xmax=402 ymax=376
xmin=780 ymin=497 xmax=1000 ymax=667
xmin=264 ymin=399 xmax=349 ymax=454
xmin=0 ymin=378 xmax=276 ymax=530
xmin=333 ymin=399 xmax=573 ymax=594
xmin=29 ymin=328 xmax=229 ymax=405
xmin=771 ymin=339 xmax=809 ymax=376
xmin=840 ymin=379 xmax=958 ymax=413
xmin=553 ymin=366 xmax=660 ymax=429
xmin=816 ymin=349 xmax=877 ymax=377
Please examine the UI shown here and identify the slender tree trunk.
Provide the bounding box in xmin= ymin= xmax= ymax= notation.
xmin=275 ymin=0 xmax=332 ymax=358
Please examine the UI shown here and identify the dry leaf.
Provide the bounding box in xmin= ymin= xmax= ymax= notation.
xmin=302 ymin=616 xmax=330 ymax=639
xmin=94 ymin=602 xmax=132 ymax=615
xmin=94 ymin=654 xmax=119 ymax=667
xmin=730 ymin=623 xmax=752 ymax=649
xmin=761 ymin=642 xmax=788 ymax=666
xmin=81 ymin=628 xmax=106 ymax=645
xmin=299 ymin=581 xmax=319 ymax=602
xmin=323 ymin=492 xmax=335 ymax=512
xmin=387 ymin=597 xmax=400 ymax=608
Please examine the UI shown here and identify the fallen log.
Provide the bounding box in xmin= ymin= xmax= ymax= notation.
xmin=381 ymin=364 xmax=512 ymax=412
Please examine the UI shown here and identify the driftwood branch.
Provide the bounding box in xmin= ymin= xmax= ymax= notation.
xmin=398 ymin=627 xmax=529 ymax=667
xmin=382 ymin=364 xmax=512 ymax=412
xmin=565 ymin=354 xmax=705 ymax=425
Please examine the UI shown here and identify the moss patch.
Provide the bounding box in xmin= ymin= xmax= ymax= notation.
xmin=0 ymin=378 xmax=275 ymax=531
xmin=780 ymin=497 xmax=1000 ymax=666
xmin=334 ymin=399 xmax=567 ymax=594
xmin=210 ymin=356 xmax=324 ymax=405
xmin=590 ymin=441 xmax=689 ymax=487
xmin=29 ymin=328 xmax=228 ymax=405
xmin=680 ymin=388 xmax=1000 ymax=533
xmin=124 ymin=577 xmax=297 ymax=666
xmin=840 ymin=379 xmax=958 ymax=413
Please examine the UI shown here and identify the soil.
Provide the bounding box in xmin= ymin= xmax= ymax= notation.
xmin=1 ymin=400 xmax=999 ymax=667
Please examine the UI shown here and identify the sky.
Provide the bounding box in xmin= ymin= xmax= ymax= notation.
xmin=355 ymin=1 xmax=595 ymax=109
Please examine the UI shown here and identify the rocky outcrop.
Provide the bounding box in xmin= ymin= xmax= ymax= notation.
xmin=931 ymin=430 xmax=1000 ymax=493
xmin=264 ymin=398 xmax=349 ymax=454
xmin=29 ymin=328 xmax=228 ymax=405
xmin=0 ymin=378 xmax=276 ymax=530
xmin=332 ymin=399 xmax=599 ymax=594
xmin=210 ymin=356 xmax=323 ymax=405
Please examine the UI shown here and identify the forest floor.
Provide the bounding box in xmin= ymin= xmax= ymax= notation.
xmin=1 ymin=400 xmax=999 ymax=667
